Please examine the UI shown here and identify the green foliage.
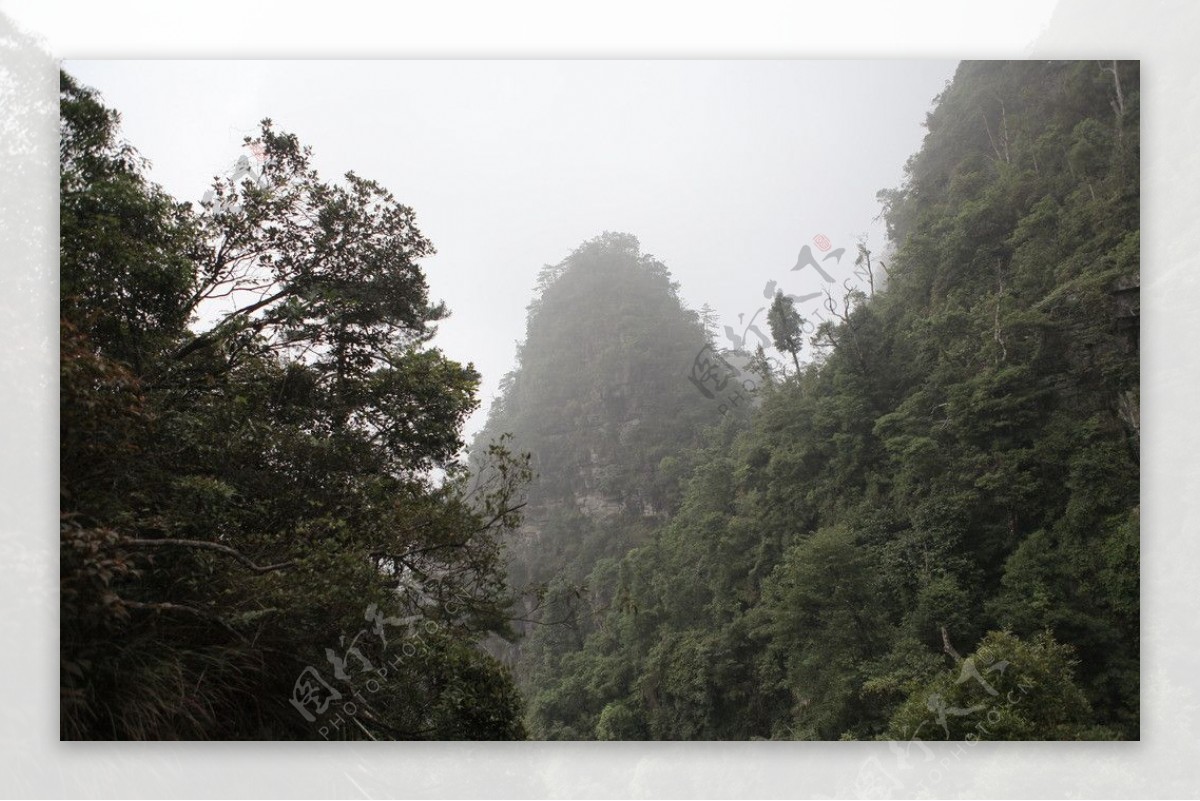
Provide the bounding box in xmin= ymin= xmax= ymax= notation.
xmin=63 ymin=58 xmax=1139 ymax=741
xmin=60 ymin=72 xmax=527 ymax=740
xmin=766 ymin=290 xmax=804 ymax=373
xmin=756 ymin=526 xmax=892 ymax=739
xmin=59 ymin=73 xmax=200 ymax=371
xmin=467 ymin=232 xmax=719 ymax=734
xmin=886 ymin=630 xmax=1112 ymax=741
xmin=489 ymin=61 xmax=1139 ymax=741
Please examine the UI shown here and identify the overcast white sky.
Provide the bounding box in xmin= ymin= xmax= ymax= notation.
xmin=64 ymin=59 xmax=958 ymax=441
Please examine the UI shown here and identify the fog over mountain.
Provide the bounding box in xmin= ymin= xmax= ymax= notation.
xmin=64 ymin=59 xmax=957 ymax=442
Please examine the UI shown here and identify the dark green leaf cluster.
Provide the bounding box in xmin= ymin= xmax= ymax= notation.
xmin=60 ymin=73 xmax=527 ymax=740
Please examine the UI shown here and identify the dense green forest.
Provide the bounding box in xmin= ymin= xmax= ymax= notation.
xmin=59 ymin=72 xmax=528 ymax=739
xmin=473 ymin=60 xmax=1139 ymax=740
xmin=61 ymin=59 xmax=1138 ymax=741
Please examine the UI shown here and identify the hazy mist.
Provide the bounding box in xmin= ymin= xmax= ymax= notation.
xmin=64 ymin=59 xmax=957 ymax=441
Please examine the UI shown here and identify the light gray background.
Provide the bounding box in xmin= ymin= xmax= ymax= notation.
xmin=1 ymin=0 xmax=1194 ymax=797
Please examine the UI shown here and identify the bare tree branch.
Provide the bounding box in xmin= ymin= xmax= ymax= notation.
xmin=123 ymin=537 xmax=295 ymax=574
xmin=941 ymin=625 xmax=962 ymax=663
xmin=119 ymin=598 xmax=250 ymax=642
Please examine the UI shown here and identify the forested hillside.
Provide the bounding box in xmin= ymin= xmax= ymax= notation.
xmin=475 ymin=60 xmax=1139 ymax=740
xmin=468 ymin=233 xmax=721 ymax=686
xmin=60 ymin=59 xmax=1138 ymax=742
